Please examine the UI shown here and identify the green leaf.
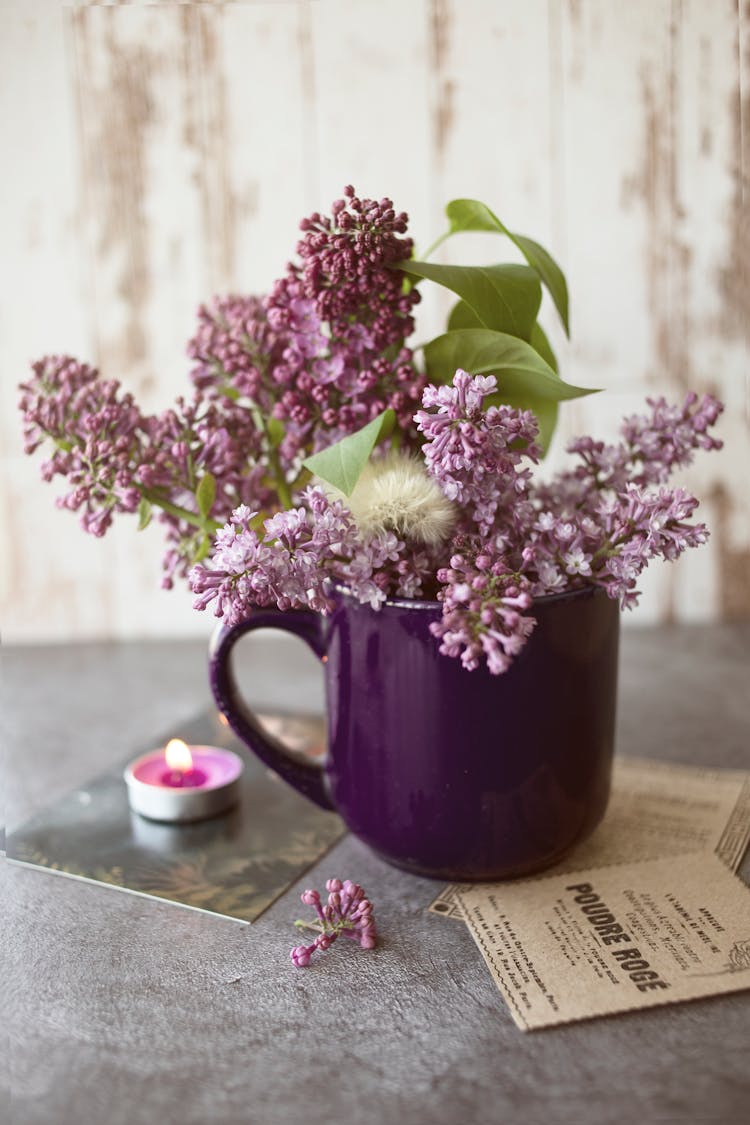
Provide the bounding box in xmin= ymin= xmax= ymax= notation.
xmin=267 ymin=417 xmax=285 ymax=450
xmin=137 ymin=497 xmax=152 ymax=531
xmin=400 ymin=260 xmax=541 ymax=341
xmin=196 ymin=472 xmax=216 ymax=520
xmin=445 ymin=198 xmax=510 ymax=236
xmin=303 ymin=408 xmax=396 ymax=497
xmin=529 ymin=322 xmax=558 ymax=374
xmin=512 ymin=234 xmax=569 ymax=337
xmin=444 ymin=199 xmax=570 ymax=336
xmin=194 ymin=534 xmax=212 ymax=563
xmin=423 ymin=328 xmax=594 ymax=403
xmin=447 ymin=299 xmax=483 ymax=331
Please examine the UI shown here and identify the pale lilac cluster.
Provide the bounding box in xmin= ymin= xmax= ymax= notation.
xmin=414 ymin=371 xmax=723 ymax=671
xmin=526 ymin=393 xmax=724 ymax=610
xmin=190 ymin=487 xmax=421 ymax=622
xmin=433 ymin=540 xmax=536 ymax=674
xmin=19 ymin=355 xmax=146 ymax=536
xmin=542 ymin=393 xmax=723 ymax=512
xmin=516 ymin=486 xmax=709 ymax=612
xmin=290 ymin=878 xmax=377 ymax=967
xmin=415 ymin=370 xmax=540 ymax=536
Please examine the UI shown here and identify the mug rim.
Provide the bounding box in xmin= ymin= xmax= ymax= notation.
xmin=329 ymin=581 xmax=606 ymax=613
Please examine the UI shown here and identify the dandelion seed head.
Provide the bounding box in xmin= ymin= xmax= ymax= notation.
xmin=331 ymin=450 xmax=457 ymax=546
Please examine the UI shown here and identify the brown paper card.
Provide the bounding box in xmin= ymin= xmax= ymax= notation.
xmin=455 ymin=852 xmax=750 ymax=1030
xmin=429 ymin=756 xmax=750 ymax=920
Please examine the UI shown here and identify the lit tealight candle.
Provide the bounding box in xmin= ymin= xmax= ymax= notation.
xmin=124 ymin=738 xmax=243 ymax=823
xmin=161 ymin=739 xmax=209 ymax=788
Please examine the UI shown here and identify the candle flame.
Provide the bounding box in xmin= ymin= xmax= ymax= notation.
xmin=165 ymin=739 xmax=194 ymax=772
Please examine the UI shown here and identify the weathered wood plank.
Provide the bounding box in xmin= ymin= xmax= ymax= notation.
xmin=309 ymin=1 xmax=433 ymax=226
xmin=555 ymin=0 xmax=748 ymax=623
xmin=0 ymin=2 xmax=118 ymax=638
xmin=420 ymin=0 xmax=557 ymax=337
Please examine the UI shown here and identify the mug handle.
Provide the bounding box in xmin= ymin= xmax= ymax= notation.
xmin=208 ymin=609 xmax=334 ymax=812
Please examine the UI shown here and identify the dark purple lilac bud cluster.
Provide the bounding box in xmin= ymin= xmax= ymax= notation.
xmin=183 ymin=189 xmax=424 ymax=466
xmin=142 ymin=395 xmax=274 ymax=589
xmin=265 ymin=186 xmax=425 ymax=456
xmin=186 ymin=293 xmax=282 ymax=419
xmin=290 ymin=878 xmax=377 ymax=968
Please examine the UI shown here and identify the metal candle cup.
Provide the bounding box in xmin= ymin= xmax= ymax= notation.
xmin=124 ymin=743 xmax=244 ymax=823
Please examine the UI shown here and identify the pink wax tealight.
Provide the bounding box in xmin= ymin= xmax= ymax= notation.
xmin=124 ymin=738 xmax=243 ymax=823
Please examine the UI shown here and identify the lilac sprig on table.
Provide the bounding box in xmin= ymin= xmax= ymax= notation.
xmin=290 ymin=879 xmax=377 ymax=968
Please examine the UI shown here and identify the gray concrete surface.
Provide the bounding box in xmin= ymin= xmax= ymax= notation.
xmin=3 ymin=624 xmax=750 ymax=1125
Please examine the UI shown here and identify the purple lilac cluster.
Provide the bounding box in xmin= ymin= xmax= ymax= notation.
xmin=415 ymin=371 xmax=723 ymax=671
xmin=18 ymin=356 xmax=276 ymax=587
xmin=187 ymin=294 xmax=280 ymax=410
xmin=19 ymin=355 xmax=146 ymax=537
xmin=290 ymin=878 xmax=377 ymax=967
xmin=433 ymin=542 xmax=536 ymax=675
xmin=190 ymin=487 xmax=431 ymax=622
xmin=533 ymin=392 xmax=723 ymax=516
xmin=143 ymin=394 xmax=274 ymax=589
xmin=186 ymin=188 xmax=424 ymax=467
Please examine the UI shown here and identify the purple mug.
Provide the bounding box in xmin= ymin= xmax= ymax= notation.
xmin=209 ymin=585 xmax=620 ymax=881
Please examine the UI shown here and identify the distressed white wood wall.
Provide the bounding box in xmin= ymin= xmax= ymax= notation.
xmin=2 ymin=0 xmax=748 ymax=642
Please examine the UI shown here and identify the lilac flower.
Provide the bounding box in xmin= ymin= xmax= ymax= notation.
xmin=550 ymin=392 xmax=724 ymax=506
xmin=190 ymin=490 xmax=351 ymax=621
xmin=190 ymin=487 xmax=420 ymax=621
xmin=139 ymin=394 xmax=277 ymax=589
xmin=18 ymin=355 xmax=146 ymax=536
xmin=183 ymin=189 xmax=426 ymax=468
xmin=266 ymin=186 xmax=425 ymax=455
xmin=431 ymin=538 xmax=536 ymax=674
xmin=413 ymin=370 xmax=722 ymax=671
xmin=587 ymin=485 xmax=709 ymax=608
xmin=290 ymin=879 xmax=377 ymax=967
xmin=563 ymin=547 xmax=593 ymax=577
xmin=415 ymin=369 xmax=540 ymax=537
xmin=187 ymin=293 xmax=281 ymax=412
